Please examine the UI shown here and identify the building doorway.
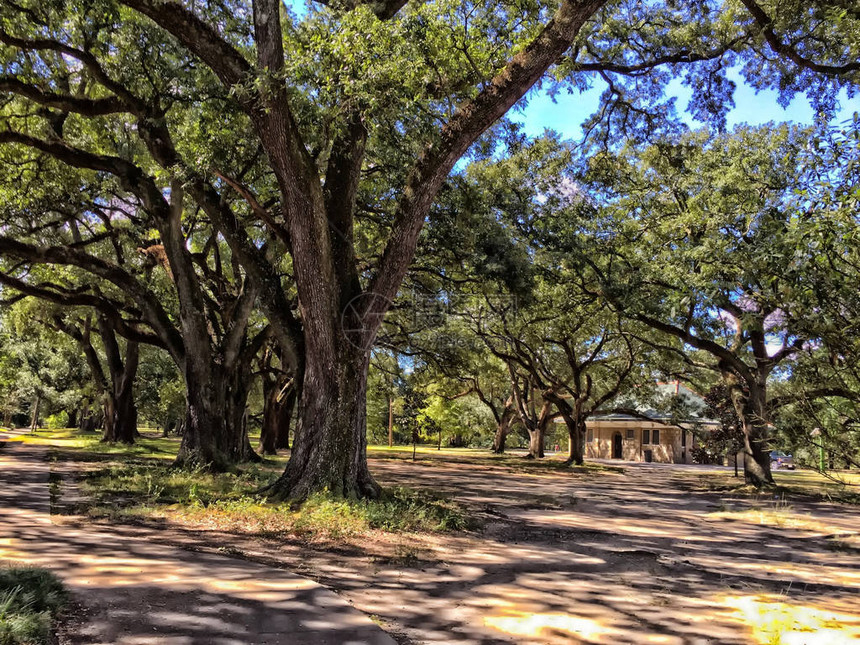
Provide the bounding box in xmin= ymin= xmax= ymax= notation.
xmin=612 ymin=433 xmax=623 ymax=459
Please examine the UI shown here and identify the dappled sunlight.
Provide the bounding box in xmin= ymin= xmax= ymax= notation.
xmin=365 ymin=450 xmax=860 ymax=643
xmin=688 ymin=553 xmax=860 ymax=588
xmin=484 ymin=609 xmax=624 ymax=642
xmin=6 ymin=432 xmax=860 ymax=645
xmin=511 ymin=508 xmax=711 ymax=541
xmin=706 ymin=508 xmax=845 ymax=535
xmin=719 ymin=594 xmax=860 ymax=644
xmin=0 ymin=441 xmax=396 ymax=644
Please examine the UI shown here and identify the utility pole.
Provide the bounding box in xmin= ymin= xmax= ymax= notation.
xmin=811 ymin=427 xmax=825 ymax=473
xmin=388 ymin=396 xmax=394 ymax=448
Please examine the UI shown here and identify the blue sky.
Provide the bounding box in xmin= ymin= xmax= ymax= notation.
xmin=285 ymin=0 xmax=860 ymax=137
xmin=513 ymin=69 xmax=860 ymax=139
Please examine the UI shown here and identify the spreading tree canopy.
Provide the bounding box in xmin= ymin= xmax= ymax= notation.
xmin=0 ymin=0 xmax=857 ymax=496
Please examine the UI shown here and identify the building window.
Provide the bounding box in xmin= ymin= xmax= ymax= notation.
xmin=587 ymin=429 xmax=594 ymax=443
xmin=643 ymin=429 xmax=650 ymax=444
xmin=626 ymin=429 xmax=634 ymax=440
xmin=652 ymin=429 xmax=660 ymax=444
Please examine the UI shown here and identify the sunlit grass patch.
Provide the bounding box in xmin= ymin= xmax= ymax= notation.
xmin=121 ymin=488 xmax=470 ymax=540
xmin=707 ymin=507 xmax=833 ymax=533
xmin=368 ymin=445 xmax=624 ymax=475
xmin=298 ymin=487 xmax=470 ymax=534
xmin=706 ymin=494 xmax=846 ymax=534
xmin=80 ymin=462 xmax=273 ymax=506
xmin=16 ymin=428 xmax=181 ymax=463
xmin=0 ymin=566 xmax=67 ymax=645
xmin=683 ymin=468 xmax=860 ymax=505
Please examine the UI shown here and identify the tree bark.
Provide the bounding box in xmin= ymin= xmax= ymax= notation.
xmin=491 ymin=402 xmax=516 ymax=454
xmin=729 ymin=380 xmax=774 ymax=486
xmin=98 ymin=318 xmax=139 ymax=444
xmin=265 ymin=345 xmax=380 ymax=500
xmin=101 ymin=379 xmax=138 ymax=444
xmin=29 ymin=394 xmax=41 ymax=432
xmin=387 ymin=395 xmax=394 ymax=448
xmin=176 ymin=356 xmax=258 ymax=469
xmin=550 ymin=395 xmax=586 ymax=466
xmin=562 ymin=416 xmax=586 ymax=465
xmin=526 ymin=422 xmax=546 ymax=459
xmin=260 ymin=374 xmax=295 ymax=455
xmin=226 ymin=363 xmax=260 ymax=464
xmin=276 ymin=387 xmax=296 ymax=450
xmin=79 ymin=401 xmax=102 ymax=433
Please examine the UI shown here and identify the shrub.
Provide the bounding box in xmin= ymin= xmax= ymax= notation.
xmin=43 ymin=412 xmax=69 ymax=430
xmin=0 ymin=567 xmax=67 ymax=645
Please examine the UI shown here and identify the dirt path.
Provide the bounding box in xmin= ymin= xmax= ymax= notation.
xmin=0 ymin=437 xmax=395 ymax=645
xmin=135 ymin=453 xmax=858 ymax=645
xmin=11 ymin=433 xmax=860 ymax=644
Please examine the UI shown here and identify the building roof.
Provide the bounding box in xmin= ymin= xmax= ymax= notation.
xmin=559 ymin=382 xmax=718 ymax=425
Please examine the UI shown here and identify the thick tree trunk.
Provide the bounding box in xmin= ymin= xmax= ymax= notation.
xmin=562 ymin=415 xmax=586 ymax=466
xmin=176 ymin=363 xmax=258 ymax=469
xmin=30 ymin=394 xmax=41 ymax=432
xmin=80 ymin=402 xmax=102 ymax=433
xmin=176 ymin=375 xmax=231 ymax=469
xmin=226 ymin=366 xmax=260 ymax=464
xmin=730 ymin=382 xmax=773 ymax=486
xmin=100 ymin=336 xmax=139 ymax=445
xmin=112 ymin=387 xmax=138 ymax=444
xmin=100 ymin=389 xmax=137 ymax=444
xmin=66 ymin=408 xmax=78 ymax=429
xmin=266 ymin=346 xmax=380 ymax=500
xmin=527 ymin=422 xmax=546 ymax=459
xmin=492 ymin=405 xmax=516 ymax=454
xmin=387 ymin=396 xmax=394 ymax=448
xmin=260 ymin=376 xmax=296 ymax=455
xmin=546 ymin=395 xmax=586 ymax=466
xmin=259 ymin=379 xmax=280 ymax=456
xmin=101 ymin=395 xmax=116 ymax=441
xmin=276 ymin=387 xmax=296 ymax=450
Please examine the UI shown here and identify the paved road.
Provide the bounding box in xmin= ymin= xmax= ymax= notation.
xmin=0 ymin=435 xmax=396 ymax=645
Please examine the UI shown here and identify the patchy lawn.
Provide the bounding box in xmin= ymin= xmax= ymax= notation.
xmin=679 ymin=464 xmax=860 ymax=505
xmin=34 ymin=429 xmax=468 ymax=541
xmin=24 ymin=428 xmax=860 ymax=643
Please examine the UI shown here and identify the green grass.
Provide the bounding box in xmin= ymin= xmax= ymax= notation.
xmin=83 ymin=481 xmax=470 ymax=539
xmin=80 ymin=462 xmax=272 ymax=506
xmin=51 ymin=433 xmax=471 ymax=539
xmin=15 ymin=428 xmax=179 ymax=464
xmin=0 ymin=567 xmax=67 ymax=645
xmin=683 ymin=468 xmax=860 ymax=505
xmin=367 ymin=444 xmax=625 ymax=474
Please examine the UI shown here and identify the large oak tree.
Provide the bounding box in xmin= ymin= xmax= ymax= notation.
xmin=0 ymin=0 xmax=856 ymax=497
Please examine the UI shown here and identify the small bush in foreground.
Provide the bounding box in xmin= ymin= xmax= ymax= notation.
xmin=0 ymin=566 xmax=67 ymax=645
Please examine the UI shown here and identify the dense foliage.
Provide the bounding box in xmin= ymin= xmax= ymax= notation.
xmin=0 ymin=0 xmax=858 ymax=493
